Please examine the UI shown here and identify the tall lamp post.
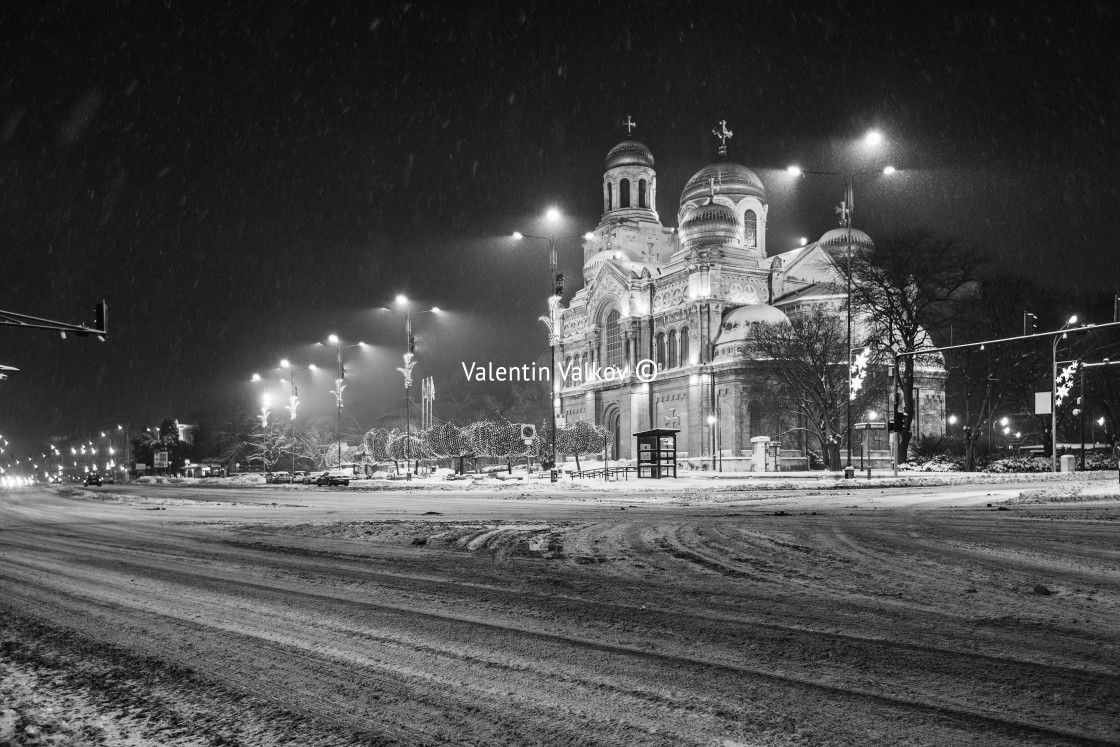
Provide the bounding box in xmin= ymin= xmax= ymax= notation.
xmin=322 ymin=335 xmax=365 ymax=469
xmin=1052 ymin=315 xmax=1079 ymax=472
xmin=513 ymin=208 xmax=593 ymax=471
xmin=382 ymin=297 xmax=441 ymax=477
xmin=279 ymin=359 xmax=315 ymax=476
xmin=787 ymin=131 xmax=893 ymax=468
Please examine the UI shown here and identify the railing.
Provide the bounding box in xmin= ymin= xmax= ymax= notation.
xmin=572 ymin=466 xmax=638 ymax=481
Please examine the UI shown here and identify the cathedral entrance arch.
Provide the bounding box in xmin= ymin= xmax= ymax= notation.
xmin=603 ymin=404 xmax=622 ymax=459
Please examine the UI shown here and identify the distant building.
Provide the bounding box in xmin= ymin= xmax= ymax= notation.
xmin=556 ymin=128 xmax=945 ymax=467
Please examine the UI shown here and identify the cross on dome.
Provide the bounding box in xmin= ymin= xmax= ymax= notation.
xmin=712 ymin=120 xmax=733 ymax=158
xmin=624 ymin=115 xmax=636 ymax=135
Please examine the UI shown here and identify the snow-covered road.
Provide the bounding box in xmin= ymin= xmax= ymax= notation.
xmin=1 ymin=481 xmax=1117 ymax=745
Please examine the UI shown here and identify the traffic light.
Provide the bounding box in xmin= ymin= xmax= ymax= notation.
xmin=554 ymin=273 xmax=564 ymax=296
xmin=408 ymin=334 xmax=416 ymax=353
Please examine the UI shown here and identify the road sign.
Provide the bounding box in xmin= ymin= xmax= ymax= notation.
xmin=154 ymin=451 xmax=169 ymax=468
xmin=1035 ymin=392 xmax=1051 ymax=415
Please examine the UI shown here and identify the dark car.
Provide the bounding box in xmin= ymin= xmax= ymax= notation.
xmin=314 ymin=470 xmax=350 ymax=487
xmin=84 ymin=474 xmax=103 ymax=486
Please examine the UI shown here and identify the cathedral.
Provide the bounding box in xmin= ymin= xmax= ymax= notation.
xmin=555 ymin=123 xmax=946 ymax=469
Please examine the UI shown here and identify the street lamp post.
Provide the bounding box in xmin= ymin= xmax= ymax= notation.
xmin=1052 ymin=315 xmax=1079 ymax=472
xmin=787 ymin=138 xmax=894 ymax=469
xmin=280 ymin=359 xmax=315 ymax=477
xmin=323 ymin=335 xmax=364 ymax=469
xmin=513 ymin=209 xmax=592 ymax=473
xmin=384 ymin=297 xmax=440 ymax=477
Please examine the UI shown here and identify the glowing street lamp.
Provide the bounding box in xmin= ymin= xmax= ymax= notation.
xmin=321 ymin=334 xmax=365 ymax=468
xmin=513 ymin=208 xmax=594 ymax=472
xmin=279 ymin=359 xmax=315 ymax=476
xmin=382 ymin=297 xmax=442 ymax=477
xmin=786 ymin=132 xmax=894 ymax=468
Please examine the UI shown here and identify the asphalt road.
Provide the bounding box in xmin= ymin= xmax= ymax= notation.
xmin=1 ymin=481 xmax=1117 ymax=746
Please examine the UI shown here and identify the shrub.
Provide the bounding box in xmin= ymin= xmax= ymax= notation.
xmin=987 ymin=456 xmax=1052 ymax=473
xmin=899 ymin=454 xmax=963 ymax=472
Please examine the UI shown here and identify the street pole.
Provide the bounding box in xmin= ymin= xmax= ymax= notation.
xmin=336 ymin=343 xmax=342 ymax=468
xmin=1050 ymin=317 xmax=1078 ymax=472
xmin=1052 ymin=336 xmax=1058 ymax=472
xmin=405 ymin=306 xmax=411 ymax=476
xmin=1079 ymin=361 xmax=1086 ymax=470
xmin=279 ymin=359 xmax=311 ymax=478
xmin=289 ymin=366 xmax=296 ymax=476
xmin=549 ymin=235 xmax=559 ymax=473
xmin=512 ymin=222 xmax=587 ymax=475
xmin=845 ymin=176 xmax=854 ymax=468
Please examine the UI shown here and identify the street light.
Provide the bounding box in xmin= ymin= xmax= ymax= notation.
xmin=706 ymin=411 xmax=722 ymax=472
xmin=1052 ymin=315 xmax=1079 ymax=472
xmin=321 ymin=334 xmax=365 ymax=469
xmin=279 ymin=358 xmax=316 ymax=476
xmin=786 ymin=135 xmax=894 ymax=468
xmin=988 ymin=415 xmax=1011 ymax=454
xmin=513 ymin=208 xmax=594 ymax=473
xmin=382 ymin=297 xmax=441 ymax=477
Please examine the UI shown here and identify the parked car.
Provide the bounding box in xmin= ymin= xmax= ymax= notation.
xmin=314 ymin=470 xmax=350 ymax=486
xmin=269 ymin=471 xmax=292 ymax=484
xmin=297 ymin=471 xmax=317 ymax=484
xmin=83 ymin=474 xmax=103 ymax=486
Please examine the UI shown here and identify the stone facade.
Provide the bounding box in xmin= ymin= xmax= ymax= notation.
xmin=555 ymin=136 xmax=946 ymax=467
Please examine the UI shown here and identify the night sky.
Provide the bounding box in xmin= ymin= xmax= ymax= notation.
xmin=1 ymin=1 xmax=1117 ymax=455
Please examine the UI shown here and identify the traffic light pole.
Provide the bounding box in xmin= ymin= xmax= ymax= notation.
xmin=0 ymin=301 xmax=108 ymax=339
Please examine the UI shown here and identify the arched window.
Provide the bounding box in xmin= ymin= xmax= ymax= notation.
xmin=656 ymin=332 xmax=666 ymax=368
xmin=619 ymin=178 xmax=631 ymax=208
xmin=564 ymin=356 xmax=572 ymax=385
xmin=638 ymin=178 xmax=648 ymax=208
xmin=743 ymin=209 xmax=757 ymax=247
xmin=679 ymin=326 xmax=690 ymax=366
xmin=581 ymin=352 xmax=588 ymax=379
xmin=606 ymin=183 xmax=613 ymax=211
xmin=667 ymin=329 xmax=678 ymax=369
xmin=605 ymin=310 xmax=623 ymax=368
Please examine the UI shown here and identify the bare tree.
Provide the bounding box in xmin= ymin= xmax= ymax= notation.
xmin=842 ymin=231 xmax=987 ymax=459
xmin=748 ymin=309 xmax=885 ymax=469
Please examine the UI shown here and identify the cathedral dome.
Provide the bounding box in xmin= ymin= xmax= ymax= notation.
xmin=817 ymin=227 xmax=874 ymax=249
xmin=678 ymin=202 xmax=740 ymax=248
xmin=604 ymin=140 xmax=655 ymax=170
xmin=680 ymin=162 xmax=766 ymax=206
xmin=713 ymin=303 xmax=790 ymax=357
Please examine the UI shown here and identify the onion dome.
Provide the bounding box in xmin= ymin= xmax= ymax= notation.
xmin=680 ymin=162 xmax=765 ymax=206
xmin=604 ymin=140 xmax=655 ymax=170
xmin=817 ymin=227 xmax=874 ymax=250
xmin=679 ymin=202 xmax=740 ymax=249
